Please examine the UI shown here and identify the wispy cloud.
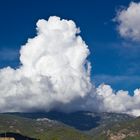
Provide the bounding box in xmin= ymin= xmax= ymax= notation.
xmin=0 ymin=48 xmax=19 ymax=61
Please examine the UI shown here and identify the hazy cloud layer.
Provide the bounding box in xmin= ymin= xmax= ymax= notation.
xmin=115 ymin=2 xmax=140 ymax=41
xmin=0 ymin=16 xmax=140 ymax=116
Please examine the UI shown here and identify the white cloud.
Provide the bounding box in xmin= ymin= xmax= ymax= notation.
xmin=1 ymin=16 xmax=140 ymax=117
xmin=0 ymin=16 xmax=91 ymax=112
xmin=115 ymin=2 xmax=140 ymax=41
xmin=94 ymin=84 xmax=140 ymax=117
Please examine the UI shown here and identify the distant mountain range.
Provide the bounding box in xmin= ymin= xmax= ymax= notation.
xmin=0 ymin=111 xmax=140 ymax=140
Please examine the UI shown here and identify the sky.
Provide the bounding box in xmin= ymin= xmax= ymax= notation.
xmin=1 ymin=0 xmax=140 ymax=93
xmin=1 ymin=0 xmax=140 ymax=115
xmin=0 ymin=0 xmax=139 ymax=91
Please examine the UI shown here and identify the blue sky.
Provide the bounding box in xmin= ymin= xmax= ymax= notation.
xmin=0 ymin=0 xmax=140 ymax=93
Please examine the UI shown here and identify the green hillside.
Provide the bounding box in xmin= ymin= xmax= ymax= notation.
xmin=0 ymin=114 xmax=93 ymax=140
xmin=0 ymin=113 xmax=140 ymax=140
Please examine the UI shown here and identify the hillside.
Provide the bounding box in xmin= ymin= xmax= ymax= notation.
xmin=0 ymin=114 xmax=93 ymax=140
xmin=0 ymin=112 xmax=140 ymax=140
xmin=91 ymin=116 xmax=140 ymax=140
xmin=8 ymin=111 xmax=133 ymax=131
xmin=105 ymin=117 xmax=140 ymax=140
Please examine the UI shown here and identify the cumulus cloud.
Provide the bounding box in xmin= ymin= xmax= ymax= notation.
xmin=0 ymin=16 xmax=140 ymax=116
xmin=115 ymin=2 xmax=140 ymax=41
xmin=0 ymin=16 xmax=91 ymax=112
xmin=95 ymin=84 xmax=140 ymax=117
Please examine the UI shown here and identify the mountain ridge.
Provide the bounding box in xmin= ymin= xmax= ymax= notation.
xmin=0 ymin=111 xmax=139 ymax=140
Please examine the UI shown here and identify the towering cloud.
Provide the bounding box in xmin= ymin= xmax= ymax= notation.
xmin=115 ymin=2 xmax=140 ymax=41
xmin=0 ymin=16 xmax=140 ymax=116
xmin=0 ymin=16 xmax=91 ymax=112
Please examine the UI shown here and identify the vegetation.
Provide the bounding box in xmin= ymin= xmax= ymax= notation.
xmin=0 ymin=112 xmax=140 ymax=140
xmin=0 ymin=114 xmax=93 ymax=140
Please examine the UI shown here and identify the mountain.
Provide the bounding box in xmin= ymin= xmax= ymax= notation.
xmin=0 ymin=114 xmax=93 ymax=140
xmin=0 ymin=111 xmax=140 ymax=140
xmin=98 ymin=116 xmax=140 ymax=140
xmin=7 ymin=111 xmax=133 ymax=131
